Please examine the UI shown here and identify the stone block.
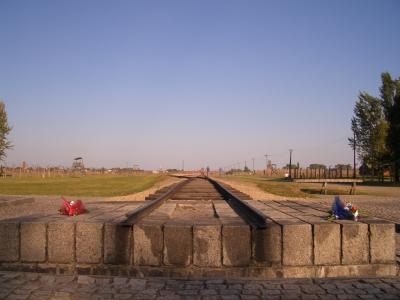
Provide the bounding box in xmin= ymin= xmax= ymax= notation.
xmin=222 ymin=224 xmax=251 ymax=266
xmin=133 ymin=221 xmax=163 ymax=266
xmin=313 ymin=223 xmax=340 ymax=265
xmin=164 ymin=222 xmax=192 ymax=266
xmin=282 ymin=222 xmax=312 ymax=266
xmin=252 ymin=222 xmax=281 ymax=265
xmin=76 ymin=222 xmax=103 ymax=264
xmin=21 ymin=222 xmax=46 ymax=262
xmin=317 ymin=264 xmax=397 ymax=278
xmin=193 ymin=224 xmax=221 ymax=267
xmin=369 ymin=221 xmax=395 ymax=263
xmin=104 ymin=223 xmax=132 ymax=264
xmin=341 ymin=222 xmax=369 ymax=264
xmin=48 ymin=222 xmax=75 ymax=263
xmin=0 ymin=222 xmax=19 ymax=262
xmin=147 ymin=203 xmax=176 ymax=219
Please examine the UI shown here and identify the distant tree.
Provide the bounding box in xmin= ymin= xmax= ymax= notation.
xmin=243 ymin=165 xmax=250 ymax=172
xmin=349 ymin=92 xmax=388 ymax=175
xmin=309 ymin=164 xmax=326 ymax=169
xmin=0 ymin=101 xmax=12 ymax=162
xmin=335 ymin=164 xmax=351 ymax=169
xmin=284 ymin=164 xmax=298 ymax=169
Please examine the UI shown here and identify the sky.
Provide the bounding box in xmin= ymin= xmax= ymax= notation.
xmin=1 ymin=0 xmax=400 ymax=170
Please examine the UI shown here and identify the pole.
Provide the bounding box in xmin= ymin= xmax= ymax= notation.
xmin=252 ymin=158 xmax=255 ymax=174
xmin=264 ymin=154 xmax=268 ymax=175
xmin=289 ymin=149 xmax=293 ymax=179
xmin=353 ymin=132 xmax=356 ymax=179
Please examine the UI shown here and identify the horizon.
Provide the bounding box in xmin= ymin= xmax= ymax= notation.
xmin=1 ymin=0 xmax=400 ymax=170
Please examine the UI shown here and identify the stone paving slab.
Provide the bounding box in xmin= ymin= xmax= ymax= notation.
xmin=0 ymin=196 xmax=35 ymax=208
xmin=0 ymin=196 xmax=147 ymax=223
xmin=1 ymin=271 xmax=400 ymax=299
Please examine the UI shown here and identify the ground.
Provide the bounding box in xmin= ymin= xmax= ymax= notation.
xmin=1 ymin=272 xmax=400 ymax=299
xmin=0 ymin=175 xmax=166 ymax=197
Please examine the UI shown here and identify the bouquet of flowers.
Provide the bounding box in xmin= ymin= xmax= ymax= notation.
xmin=329 ymin=196 xmax=359 ymax=221
xmin=59 ymin=197 xmax=87 ymax=216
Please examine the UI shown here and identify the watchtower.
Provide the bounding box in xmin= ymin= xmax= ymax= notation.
xmin=72 ymin=157 xmax=85 ymax=172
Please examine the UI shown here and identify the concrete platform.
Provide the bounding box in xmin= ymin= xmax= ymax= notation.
xmin=0 ymin=196 xmax=397 ymax=278
xmin=0 ymin=196 xmax=35 ymax=208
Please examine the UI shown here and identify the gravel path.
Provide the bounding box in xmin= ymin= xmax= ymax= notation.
xmin=1 ymin=271 xmax=400 ymax=300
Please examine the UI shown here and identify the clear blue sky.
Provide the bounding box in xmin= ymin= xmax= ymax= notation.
xmin=1 ymin=0 xmax=399 ymax=170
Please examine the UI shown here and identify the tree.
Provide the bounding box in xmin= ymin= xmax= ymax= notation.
xmin=309 ymin=164 xmax=326 ymax=169
xmin=284 ymin=164 xmax=298 ymax=169
xmin=387 ymin=92 xmax=400 ymax=182
xmin=0 ymin=101 xmax=12 ymax=162
xmin=350 ymin=72 xmax=400 ymax=181
xmin=335 ymin=164 xmax=351 ymax=169
xmin=380 ymin=72 xmax=397 ymax=119
xmin=349 ymin=92 xmax=388 ymax=175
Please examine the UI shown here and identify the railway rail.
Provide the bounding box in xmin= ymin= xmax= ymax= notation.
xmin=123 ymin=176 xmax=268 ymax=228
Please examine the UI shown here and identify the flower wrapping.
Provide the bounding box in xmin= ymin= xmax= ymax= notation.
xmin=59 ymin=197 xmax=87 ymax=216
xmin=330 ymin=196 xmax=359 ymax=221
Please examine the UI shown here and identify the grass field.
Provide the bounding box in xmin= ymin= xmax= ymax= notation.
xmin=220 ymin=176 xmax=314 ymax=197
xmin=0 ymin=175 xmax=166 ymax=197
xmin=219 ymin=175 xmax=400 ymax=198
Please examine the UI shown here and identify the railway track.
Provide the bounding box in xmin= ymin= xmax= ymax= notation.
xmin=123 ymin=177 xmax=268 ymax=228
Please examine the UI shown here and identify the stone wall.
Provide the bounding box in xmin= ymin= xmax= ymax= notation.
xmin=0 ymin=217 xmax=397 ymax=278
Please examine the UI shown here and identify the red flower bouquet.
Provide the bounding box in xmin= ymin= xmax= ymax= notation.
xmin=59 ymin=197 xmax=87 ymax=216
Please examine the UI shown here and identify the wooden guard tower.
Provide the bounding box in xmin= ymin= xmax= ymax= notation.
xmin=72 ymin=157 xmax=85 ymax=173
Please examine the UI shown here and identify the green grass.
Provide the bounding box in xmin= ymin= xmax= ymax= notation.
xmin=0 ymin=175 xmax=165 ymax=197
xmin=220 ymin=175 xmax=313 ymax=197
xmin=219 ymin=175 xmax=372 ymax=197
xmin=359 ymin=180 xmax=400 ymax=187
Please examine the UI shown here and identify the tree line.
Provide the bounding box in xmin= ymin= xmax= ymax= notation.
xmin=0 ymin=101 xmax=12 ymax=164
xmin=350 ymin=72 xmax=400 ymax=182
